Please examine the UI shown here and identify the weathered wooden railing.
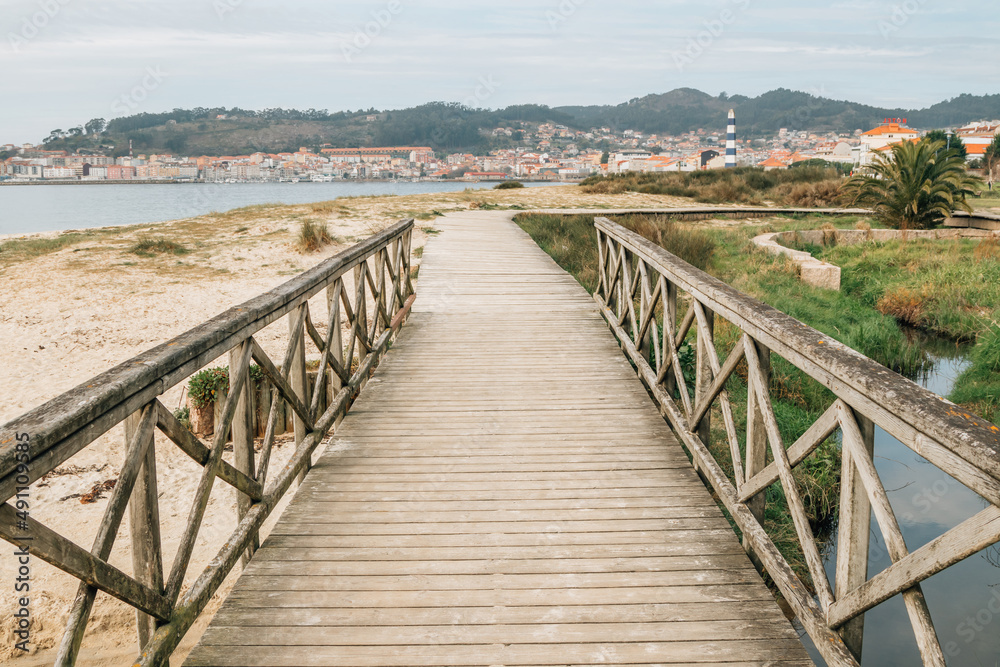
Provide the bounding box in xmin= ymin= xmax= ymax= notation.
xmin=593 ymin=216 xmax=1000 ymax=667
xmin=0 ymin=219 xmax=415 ymax=665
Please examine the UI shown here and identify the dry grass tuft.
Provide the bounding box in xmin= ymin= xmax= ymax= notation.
xmin=974 ymin=236 xmax=1000 ymax=263
xmin=779 ymin=180 xmax=845 ymax=208
xmin=296 ymin=219 xmax=334 ymax=253
xmin=876 ymin=286 xmax=933 ymax=327
xmin=129 ymin=237 xmax=189 ymax=257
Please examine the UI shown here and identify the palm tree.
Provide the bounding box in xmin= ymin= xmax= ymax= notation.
xmin=845 ymin=139 xmax=982 ymax=230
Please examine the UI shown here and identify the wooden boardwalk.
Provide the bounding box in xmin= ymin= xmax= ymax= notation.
xmin=184 ymin=212 xmax=812 ymax=666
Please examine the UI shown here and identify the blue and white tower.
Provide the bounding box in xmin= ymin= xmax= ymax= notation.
xmin=725 ymin=109 xmax=737 ymax=168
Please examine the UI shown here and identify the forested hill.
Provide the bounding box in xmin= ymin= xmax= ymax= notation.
xmin=560 ymin=88 xmax=1000 ymax=137
xmin=40 ymin=89 xmax=1000 ymax=157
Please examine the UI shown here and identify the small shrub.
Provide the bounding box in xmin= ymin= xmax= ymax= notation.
xmin=188 ymin=367 xmax=229 ymax=408
xmin=187 ymin=365 xmax=264 ymax=408
xmin=173 ymin=406 xmax=192 ymax=431
xmin=297 ymin=219 xmax=333 ymax=252
xmin=494 ymin=181 xmax=524 ymax=190
xmin=780 ymin=180 xmax=845 ymax=208
xmin=129 ymin=237 xmax=188 ymax=257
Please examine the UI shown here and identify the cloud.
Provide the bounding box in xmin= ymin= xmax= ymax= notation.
xmin=1 ymin=0 xmax=997 ymax=142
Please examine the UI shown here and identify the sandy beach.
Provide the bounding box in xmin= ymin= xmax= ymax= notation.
xmin=0 ymin=185 xmax=695 ymax=665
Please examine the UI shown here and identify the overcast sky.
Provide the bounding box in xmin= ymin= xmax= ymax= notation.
xmin=1 ymin=0 xmax=996 ymax=143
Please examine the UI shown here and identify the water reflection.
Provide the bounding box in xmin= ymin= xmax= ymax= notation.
xmin=801 ymin=336 xmax=1000 ymax=666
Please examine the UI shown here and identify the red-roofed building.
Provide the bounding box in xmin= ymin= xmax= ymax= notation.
xmin=860 ymin=123 xmax=919 ymax=165
xmin=758 ymin=156 xmax=789 ymax=171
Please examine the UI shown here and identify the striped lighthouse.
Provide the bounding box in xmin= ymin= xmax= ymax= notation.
xmin=725 ymin=109 xmax=737 ymax=168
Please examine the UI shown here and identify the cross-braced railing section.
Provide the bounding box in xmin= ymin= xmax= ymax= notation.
xmin=0 ymin=219 xmax=415 ymax=666
xmin=593 ymin=216 xmax=1000 ymax=667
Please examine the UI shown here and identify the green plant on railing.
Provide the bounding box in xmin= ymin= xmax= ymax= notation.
xmin=188 ymin=367 xmax=230 ymax=408
xmin=188 ymin=365 xmax=266 ymax=408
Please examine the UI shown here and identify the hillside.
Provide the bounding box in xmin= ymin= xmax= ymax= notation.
xmin=39 ymin=89 xmax=1000 ymax=157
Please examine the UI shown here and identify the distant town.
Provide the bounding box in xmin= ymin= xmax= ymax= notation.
xmin=2 ymin=115 xmax=997 ymax=184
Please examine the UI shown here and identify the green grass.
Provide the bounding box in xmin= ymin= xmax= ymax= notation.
xmin=819 ymin=238 xmax=1000 ymax=340
xmin=710 ymin=226 xmax=929 ymax=378
xmin=0 ymin=232 xmax=95 ymax=261
xmin=814 ymin=236 xmax=1000 ymax=422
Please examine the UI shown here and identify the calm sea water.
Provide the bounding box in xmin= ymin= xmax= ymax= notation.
xmin=0 ymin=181 xmax=557 ymax=236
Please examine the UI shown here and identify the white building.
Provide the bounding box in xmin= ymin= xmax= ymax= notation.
xmin=858 ymin=123 xmax=919 ymax=165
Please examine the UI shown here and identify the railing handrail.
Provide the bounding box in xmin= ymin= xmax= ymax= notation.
xmin=594 ymin=216 xmax=1000 ymax=496
xmin=593 ymin=215 xmax=1000 ymax=666
xmin=0 ymin=220 xmax=415 ymax=666
xmin=0 ymin=218 xmax=414 ymax=502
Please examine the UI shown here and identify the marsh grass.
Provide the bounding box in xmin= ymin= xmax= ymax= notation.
xmin=816 ymin=236 xmax=1000 ymax=422
xmin=580 ymin=166 xmax=847 ymax=207
xmin=820 ymin=238 xmax=1000 ymax=341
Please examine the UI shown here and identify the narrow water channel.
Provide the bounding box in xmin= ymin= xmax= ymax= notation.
xmin=800 ymin=333 xmax=1000 ymax=665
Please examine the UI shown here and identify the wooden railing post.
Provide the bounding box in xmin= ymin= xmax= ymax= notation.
xmin=694 ymin=308 xmax=714 ymax=473
xmin=327 ymin=281 xmax=345 ymax=427
xmin=836 ymin=410 xmax=874 ymax=660
xmin=229 ymin=342 xmax=258 ymax=565
xmin=663 ymin=281 xmax=678 ymax=398
xmin=744 ymin=339 xmax=770 ymax=570
xmin=290 ymin=305 xmax=310 ymax=485
xmin=126 ymin=411 xmax=164 ymax=652
xmin=354 ymin=263 xmax=371 ymax=385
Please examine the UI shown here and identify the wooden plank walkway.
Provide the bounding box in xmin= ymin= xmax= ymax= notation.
xmin=184 ymin=211 xmax=812 ymax=666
